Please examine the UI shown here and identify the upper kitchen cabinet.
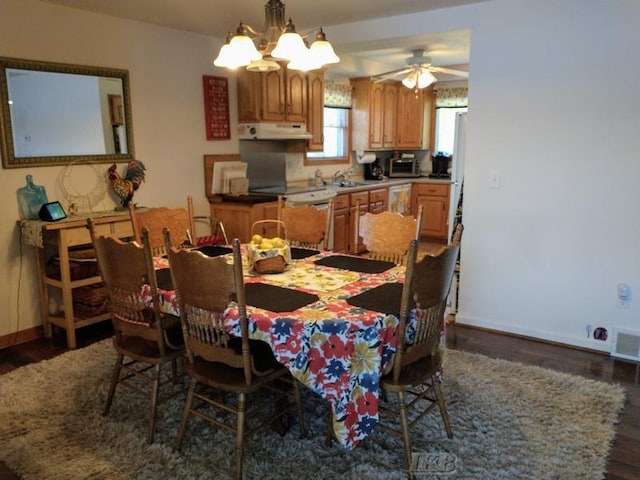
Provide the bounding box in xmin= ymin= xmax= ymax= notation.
xmin=306 ymin=70 xmax=325 ymax=151
xmin=396 ymin=87 xmax=424 ymax=148
xmin=350 ymin=78 xmax=427 ymax=151
xmin=369 ymin=81 xmax=397 ymax=149
xmin=237 ymin=67 xmax=307 ymax=123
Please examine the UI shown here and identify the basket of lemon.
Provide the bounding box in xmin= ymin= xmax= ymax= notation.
xmin=248 ymin=221 xmax=291 ymax=274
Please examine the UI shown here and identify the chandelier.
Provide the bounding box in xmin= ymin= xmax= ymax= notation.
xmin=213 ymin=0 xmax=340 ymax=72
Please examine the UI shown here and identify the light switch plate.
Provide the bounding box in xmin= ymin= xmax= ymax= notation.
xmin=489 ymin=170 xmax=501 ymax=189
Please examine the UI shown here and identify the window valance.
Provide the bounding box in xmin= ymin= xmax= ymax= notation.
xmin=324 ymin=80 xmax=352 ymax=108
xmin=435 ymin=86 xmax=468 ymax=108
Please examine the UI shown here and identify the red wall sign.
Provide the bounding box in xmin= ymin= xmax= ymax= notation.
xmin=202 ymin=75 xmax=230 ymax=140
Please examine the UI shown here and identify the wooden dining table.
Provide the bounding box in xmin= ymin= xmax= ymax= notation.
xmin=144 ymin=245 xmax=413 ymax=450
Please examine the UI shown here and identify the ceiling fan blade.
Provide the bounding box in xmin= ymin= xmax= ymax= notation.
xmin=372 ymin=68 xmax=411 ymax=82
xmin=430 ymin=66 xmax=469 ymax=78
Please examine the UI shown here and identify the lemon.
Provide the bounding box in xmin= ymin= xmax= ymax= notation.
xmin=260 ymin=240 xmax=274 ymax=249
xmin=271 ymin=237 xmax=284 ymax=247
xmin=251 ymin=234 xmax=263 ymax=245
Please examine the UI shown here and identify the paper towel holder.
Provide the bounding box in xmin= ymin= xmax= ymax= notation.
xmin=355 ymin=151 xmax=376 ymax=164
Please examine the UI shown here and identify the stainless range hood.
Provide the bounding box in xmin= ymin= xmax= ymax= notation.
xmin=237 ymin=122 xmax=312 ymax=140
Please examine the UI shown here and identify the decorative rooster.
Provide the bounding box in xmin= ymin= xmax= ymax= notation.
xmin=107 ymin=160 xmax=146 ymax=208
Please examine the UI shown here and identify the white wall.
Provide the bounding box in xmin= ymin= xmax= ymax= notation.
xmin=328 ymin=0 xmax=640 ymax=351
xmin=0 ymin=0 xmax=236 ymax=338
xmin=1 ymin=0 xmax=639 ymax=353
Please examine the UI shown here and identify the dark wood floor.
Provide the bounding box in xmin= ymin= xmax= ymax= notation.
xmin=0 ymin=322 xmax=638 ymax=479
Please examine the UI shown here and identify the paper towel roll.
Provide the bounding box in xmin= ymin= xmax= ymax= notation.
xmin=356 ymin=152 xmax=376 ymax=164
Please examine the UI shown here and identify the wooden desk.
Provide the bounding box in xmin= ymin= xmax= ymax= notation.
xmin=20 ymin=213 xmax=132 ymax=349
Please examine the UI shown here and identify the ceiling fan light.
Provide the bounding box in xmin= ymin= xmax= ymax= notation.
xmin=402 ymin=72 xmax=417 ymax=89
xmin=417 ymin=69 xmax=437 ymax=88
xmin=246 ymin=58 xmax=281 ymax=72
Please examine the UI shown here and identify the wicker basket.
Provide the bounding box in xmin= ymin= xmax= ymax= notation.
xmin=253 ymin=255 xmax=287 ymax=274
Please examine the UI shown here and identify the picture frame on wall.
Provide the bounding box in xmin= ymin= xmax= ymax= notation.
xmin=202 ymin=75 xmax=230 ymax=140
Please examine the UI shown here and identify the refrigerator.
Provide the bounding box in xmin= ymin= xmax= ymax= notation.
xmin=448 ymin=112 xmax=467 ymax=240
xmin=448 ymin=112 xmax=466 ymax=314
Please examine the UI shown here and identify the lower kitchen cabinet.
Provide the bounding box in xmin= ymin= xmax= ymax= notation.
xmin=211 ymin=200 xmax=279 ymax=243
xmin=332 ymin=194 xmax=350 ymax=253
xmin=411 ymin=183 xmax=450 ymax=240
xmin=330 ymin=187 xmax=389 ymax=254
xmin=368 ymin=187 xmax=389 ymax=214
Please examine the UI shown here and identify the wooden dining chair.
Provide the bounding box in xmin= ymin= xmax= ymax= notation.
xmin=354 ymin=204 xmax=424 ymax=264
xmin=377 ymin=239 xmax=459 ymax=473
xmin=129 ymin=195 xmax=228 ymax=256
xmin=88 ymin=218 xmax=184 ymax=444
xmin=163 ymin=231 xmax=307 ymax=480
xmin=277 ymin=196 xmax=334 ymax=250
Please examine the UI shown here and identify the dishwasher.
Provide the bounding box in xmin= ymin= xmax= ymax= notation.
xmin=388 ymin=184 xmax=412 ymax=215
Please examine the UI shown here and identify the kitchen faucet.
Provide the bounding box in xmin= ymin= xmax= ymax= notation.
xmin=333 ymin=168 xmax=353 ymax=184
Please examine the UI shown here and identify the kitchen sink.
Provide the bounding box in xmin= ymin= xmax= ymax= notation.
xmin=285 ymin=189 xmax=337 ymax=206
xmin=332 ymin=181 xmax=370 ymax=188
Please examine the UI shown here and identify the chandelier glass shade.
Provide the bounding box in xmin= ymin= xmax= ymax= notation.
xmin=213 ymin=0 xmax=340 ymax=72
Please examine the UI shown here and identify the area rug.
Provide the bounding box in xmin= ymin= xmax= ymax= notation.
xmin=0 ymin=340 xmax=625 ymax=480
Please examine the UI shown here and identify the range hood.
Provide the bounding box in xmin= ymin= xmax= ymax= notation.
xmin=237 ymin=123 xmax=312 ymax=140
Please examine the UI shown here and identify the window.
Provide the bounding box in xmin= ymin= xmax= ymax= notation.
xmin=435 ymin=106 xmax=467 ymax=155
xmin=307 ymin=107 xmax=349 ymax=160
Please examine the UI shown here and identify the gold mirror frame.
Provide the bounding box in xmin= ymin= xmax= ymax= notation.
xmin=0 ymin=57 xmax=135 ymax=168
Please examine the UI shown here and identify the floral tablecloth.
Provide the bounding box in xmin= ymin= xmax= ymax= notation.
xmin=147 ymin=251 xmax=407 ymax=450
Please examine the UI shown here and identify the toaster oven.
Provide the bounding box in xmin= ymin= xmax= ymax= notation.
xmin=388 ymin=157 xmax=420 ymax=177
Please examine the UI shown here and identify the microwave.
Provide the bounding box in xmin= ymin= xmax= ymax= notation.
xmin=388 ymin=157 xmax=420 ymax=177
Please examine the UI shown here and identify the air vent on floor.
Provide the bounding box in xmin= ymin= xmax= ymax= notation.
xmin=611 ymin=327 xmax=640 ymax=362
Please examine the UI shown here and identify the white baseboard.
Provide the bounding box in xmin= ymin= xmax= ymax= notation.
xmin=454 ymin=314 xmax=610 ymax=353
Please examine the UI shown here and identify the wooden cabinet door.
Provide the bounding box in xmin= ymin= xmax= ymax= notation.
xmin=369 ymin=187 xmax=388 ymax=214
xmin=382 ymin=83 xmax=397 ymax=148
xmin=307 ymin=70 xmax=325 ymax=151
xmin=417 ymin=195 xmax=448 ymax=238
xmin=260 ymin=202 xmax=280 ymax=238
xmin=331 ymin=194 xmax=350 ymax=253
xmin=261 ymin=69 xmax=285 ymax=121
xmin=212 ymin=201 xmax=278 ymax=243
xmin=396 ymin=87 xmax=424 ymax=148
xmin=412 ymin=183 xmax=450 ymax=239
xmin=212 ymin=203 xmax=252 ymax=243
xmin=332 ymin=207 xmax=349 ymax=253
xmin=285 ymin=69 xmax=307 ymax=122
xmin=237 ymin=70 xmax=261 ymax=122
xmin=369 ymin=82 xmax=384 ymax=148
xmin=350 ymin=191 xmax=369 ymax=254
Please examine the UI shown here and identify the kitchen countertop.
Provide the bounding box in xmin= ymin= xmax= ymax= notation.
xmin=211 ymin=177 xmax=453 ymax=205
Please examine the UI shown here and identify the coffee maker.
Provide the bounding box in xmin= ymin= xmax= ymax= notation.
xmin=429 ymin=152 xmax=452 ymax=178
xmin=364 ymin=158 xmax=384 ymax=180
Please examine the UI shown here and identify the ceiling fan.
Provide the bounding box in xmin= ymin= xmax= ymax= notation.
xmin=372 ymin=49 xmax=469 ymax=89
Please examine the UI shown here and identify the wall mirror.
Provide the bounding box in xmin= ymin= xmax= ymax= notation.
xmin=0 ymin=57 xmax=135 ymax=168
